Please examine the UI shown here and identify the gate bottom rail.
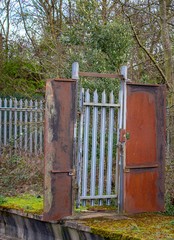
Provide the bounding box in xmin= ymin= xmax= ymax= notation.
xmin=80 ymin=195 xmax=117 ymax=200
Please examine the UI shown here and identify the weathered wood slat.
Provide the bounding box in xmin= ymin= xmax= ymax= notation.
xmin=79 ymin=72 xmax=124 ymax=79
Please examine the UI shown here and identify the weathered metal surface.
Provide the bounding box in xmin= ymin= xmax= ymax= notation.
xmin=124 ymin=83 xmax=166 ymax=213
xmin=43 ymin=78 xmax=77 ymax=221
xmin=119 ymin=129 xmax=126 ymax=143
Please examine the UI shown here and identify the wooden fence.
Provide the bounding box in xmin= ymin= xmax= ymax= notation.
xmin=0 ymin=98 xmax=44 ymax=156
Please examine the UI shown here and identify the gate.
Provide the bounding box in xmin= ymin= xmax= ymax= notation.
xmin=43 ymin=63 xmax=166 ymax=221
xmin=72 ymin=63 xmax=127 ymax=210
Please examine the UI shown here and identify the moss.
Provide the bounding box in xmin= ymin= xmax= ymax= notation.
xmin=74 ymin=204 xmax=117 ymax=213
xmin=81 ymin=213 xmax=174 ymax=239
xmin=87 ymin=205 xmax=118 ymax=212
xmin=0 ymin=193 xmax=43 ymax=215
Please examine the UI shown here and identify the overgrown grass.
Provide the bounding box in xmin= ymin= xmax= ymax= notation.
xmin=0 ymin=152 xmax=44 ymax=197
xmin=164 ymin=194 xmax=174 ymax=217
xmin=0 ymin=195 xmax=7 ymax=204
xmin=0 ymin=193 xmax=43 ymax=215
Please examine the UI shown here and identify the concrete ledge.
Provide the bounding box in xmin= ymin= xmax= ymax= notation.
xmin=0 ymin=208 xmax=104 ymax=240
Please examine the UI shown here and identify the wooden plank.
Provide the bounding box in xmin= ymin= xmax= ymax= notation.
xmin=79 ymin=72 xmax=124 ymax=79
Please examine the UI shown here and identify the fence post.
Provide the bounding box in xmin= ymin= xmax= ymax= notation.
xmin=72 ymin=62 xmax=79 ymax=80
xmin=119 ymin=65 xmax=127 ymax=213
xmin=72 ymin=62 xmax=79 ymax=209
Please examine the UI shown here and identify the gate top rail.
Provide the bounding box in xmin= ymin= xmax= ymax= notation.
xmin=79 ymin=71 xmax=125 ymax=79
xmin=72 ymin=62 xmax=127 ymax=81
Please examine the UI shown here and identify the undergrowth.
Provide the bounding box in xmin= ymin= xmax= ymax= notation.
xmin=0 ymin=152 xmax=44 ymax=197
xmin=0 ymin=195 xmax=7 ymax=204
xmin=164 ymin=194 xmax=174 ymax=216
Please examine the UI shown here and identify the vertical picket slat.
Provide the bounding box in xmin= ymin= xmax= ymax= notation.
xmin=0 ymin=98 xmax=2 ymax=152
xmin=90 ymin=90 xmax=98 ymax=206
xmin=106 ymin=91 xmax=114 ymax=205
xmin=9 ymin=99 xmax=12 ymax=140
xmin=34 ymin=100 xmax=38 ymax=155
xmin=14 ymin=98 xmax=18 ymax=150
xmin=39 ymin=100 xmax=43 ymax=154
xmin=19 ymin=99 xmax=23 ymax=150
xmin=4 ymin=99 xmax=7 ymax=145
xmin=29 ymin=100 xmax=33 ymax=154
xmin=82 ymin=89 xmax=90 ymax=207
xmin=76 ymin=88 xmax=84 ymax=208
xmin=24 ymin=99 xmax=28 ymax=153
xmin=98 ymin=90 xmax=106 ymax=206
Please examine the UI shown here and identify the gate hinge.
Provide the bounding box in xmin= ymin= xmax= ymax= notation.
xmin=51 ymin=169 xmax=75 ymax=176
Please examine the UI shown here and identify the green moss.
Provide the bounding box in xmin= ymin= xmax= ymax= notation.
xmin=74 ymin=204 xmax=117 ymax=213
xmin=0 ymin=193 xmax=43 ymax=215
xmin=81 ymin=213 xmax=174 ymax=240
xmin=74 ymin=205 xmax=88 ymax=213
xmin=87 ymin=205 xmax=117 ymax=212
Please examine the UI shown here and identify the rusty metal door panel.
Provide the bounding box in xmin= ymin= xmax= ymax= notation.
xmin=43 ymin=79 xmax=77 ymax=221
xmin=124 ymin=83 xmax=166 ymax=213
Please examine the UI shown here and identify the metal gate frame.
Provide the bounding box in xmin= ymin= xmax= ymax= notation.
xmin=72 ymin=63 xmax=128 ymax=211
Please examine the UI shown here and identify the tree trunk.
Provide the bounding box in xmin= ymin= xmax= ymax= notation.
xmin=0 ymin=33 xmax=2 ymax=74
xmin=159 ymin=0 xmax=174 ymax=155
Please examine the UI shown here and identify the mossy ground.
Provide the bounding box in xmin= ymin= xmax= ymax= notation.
xmin=74 ymin=205 xmax=118 ymax=213
xmin=0 ymin=194 xmax=174 ymax=239
xmin=0 ymin=193 xmax=43 ymax=215
xmin=81 ymin=213 xmax=174 ymax=240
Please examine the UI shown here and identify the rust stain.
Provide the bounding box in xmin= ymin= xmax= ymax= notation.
xmin=124 ymin=84 xmax=166 ymax=214
xmin=43 ymin=79 xmax=77 ymax=221
xmin=124 ymin=169 xmax=159 ymax=213
xmin=126 ymin=91 xmax=157 ymax=166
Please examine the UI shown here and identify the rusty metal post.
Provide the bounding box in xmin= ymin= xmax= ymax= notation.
xmin=71 ymin=62 xmax=79 ymax=209
xmin=43 ymin=78 xmax=77 ymax=221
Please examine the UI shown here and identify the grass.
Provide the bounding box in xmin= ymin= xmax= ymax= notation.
xmin=0 ymin=193 xmax=43 ymax=215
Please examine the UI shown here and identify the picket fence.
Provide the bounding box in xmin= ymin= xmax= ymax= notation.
xmin=0 ymin=98 xmax=44 ymax=155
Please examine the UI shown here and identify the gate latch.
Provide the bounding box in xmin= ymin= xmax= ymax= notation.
xmin=51 ymin=169 xmax=75 ymax=176
xmin=119 ymin=129 xmax=126 ymax=142
xmin=119 ymin=129 xmax=130 ymax=142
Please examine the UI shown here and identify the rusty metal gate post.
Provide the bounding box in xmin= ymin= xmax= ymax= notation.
xmin=43 ymin=77 xmax=77 ymax=221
